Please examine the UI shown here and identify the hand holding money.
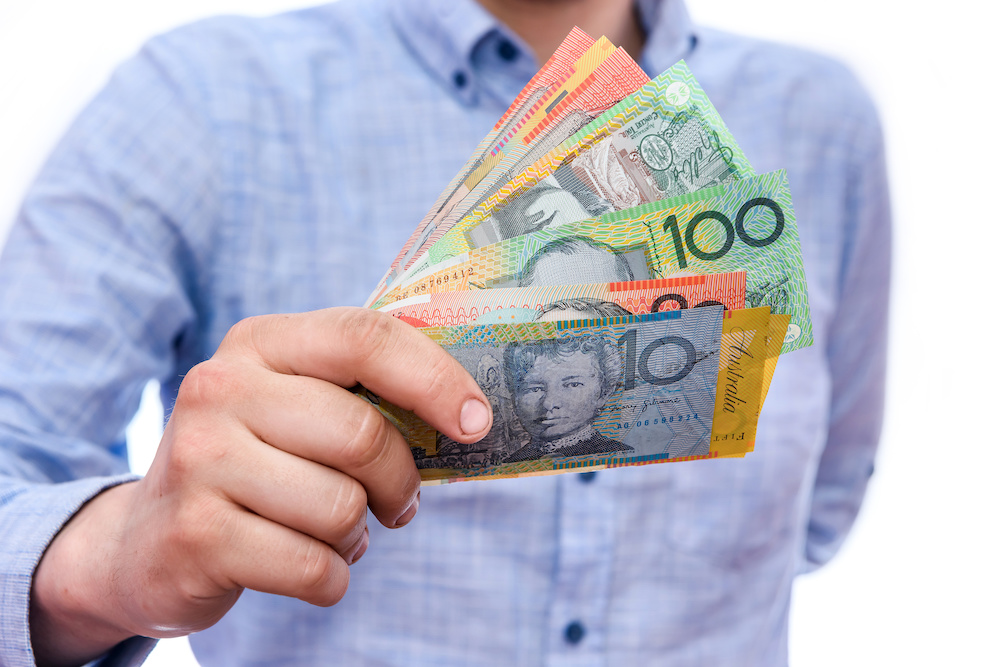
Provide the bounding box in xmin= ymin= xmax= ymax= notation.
xmin=29 ymin=308 xmax=493 ymax=663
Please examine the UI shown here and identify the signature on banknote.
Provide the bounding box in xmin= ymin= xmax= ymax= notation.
xmin=746 ymin=275 xmax=791 ymax=312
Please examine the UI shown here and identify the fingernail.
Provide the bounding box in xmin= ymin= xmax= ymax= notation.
xmin=393 ymin=491 xmax=420 ymax=528
xmin=348 ymin=527 xmax=369 ymax=565
xmin=460 ymin=399 xmax=491 ymax=435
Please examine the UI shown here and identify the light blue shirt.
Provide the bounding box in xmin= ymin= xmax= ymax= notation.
xmin=0 ymin=0 xmax=891 ymax=665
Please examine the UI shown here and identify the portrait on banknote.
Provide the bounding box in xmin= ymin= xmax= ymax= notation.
xmin=502 ymin=334 xmax=633 ymax=462
xmin=517 ymin=236 xmax=649 ymax=287
xmin=484 ymin=181 xmax=611 ymax=242
xmin=433 ymin=354 xmax=517 ymax=466
xmin=534 ymin=297 xmax=631 ymax=322
xmin=428 ymin=331 xmax=634 ymax=468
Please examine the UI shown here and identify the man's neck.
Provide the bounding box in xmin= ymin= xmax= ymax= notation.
xmin=476 ymin=0 xmax=645 ymax=64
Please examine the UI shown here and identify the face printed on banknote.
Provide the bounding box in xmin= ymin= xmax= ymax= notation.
xmin=470 ymin=175 xmax=615 ymax=247
xmin=489 ymin=184 xmax=593 ymax=240
xmin=518 ymin=236 xmax=644 ymax=287
xmin=512 ymin=351 xmax=605 ymax=441
xmin=534 ymin=298 xmax=631 ymax=322
xmin=502 ymin=335 xmax=632 ymax=461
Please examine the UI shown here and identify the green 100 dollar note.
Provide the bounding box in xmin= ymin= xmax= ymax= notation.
xmin=375 ymin=170 xmax=812 ymax=354
xmin=358 ymin=306 xmax=772 ymax=485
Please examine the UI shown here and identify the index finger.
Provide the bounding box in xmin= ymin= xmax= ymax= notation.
xmin=220 ymin=307 xmax=493 ymax=444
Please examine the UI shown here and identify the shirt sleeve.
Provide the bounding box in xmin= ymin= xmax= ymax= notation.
xmin=0 ymin=34 xmax=217 ymax=665
xmin=802 ymin=96 xmax=892 ymax=571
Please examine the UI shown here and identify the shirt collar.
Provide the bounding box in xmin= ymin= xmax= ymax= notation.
xmin=388 ymin=0 xmax=514 ymax=106
xmin=636 ymin=0 xmax=698 ymax=75
xmin=388 ymin=0 xmax=698 ymax=104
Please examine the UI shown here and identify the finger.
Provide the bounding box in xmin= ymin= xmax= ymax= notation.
xmin=212 ymin=432 xmax=371 ymax=560
xmin=219 ymin=308 xmax=493 ymax=443
xmin=238 ymin=374 xmax=421 ymax=528
xmin=178 ymin=358 xmax=422 ymax=528
xmin=206 ymin=510 xmax=352 ymax=607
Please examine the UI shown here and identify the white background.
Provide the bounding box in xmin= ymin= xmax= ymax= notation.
xmin=1 ymin=1 xmax=998 ymax=665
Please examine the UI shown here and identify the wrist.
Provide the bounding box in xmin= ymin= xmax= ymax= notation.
xmin=30 ymin=482 xmax=140 ymax=667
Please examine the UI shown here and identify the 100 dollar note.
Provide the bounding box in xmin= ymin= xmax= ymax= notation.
xmin=375 ymin=170 xmax=812 ymax=354
xmin=358 ymin=307 xmax=772 ymax=484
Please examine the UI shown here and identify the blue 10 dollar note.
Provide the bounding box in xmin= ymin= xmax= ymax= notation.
xmin=357 ymin=306 xmax=770 ymax=485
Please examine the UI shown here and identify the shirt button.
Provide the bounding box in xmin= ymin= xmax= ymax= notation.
xmin=497 ymin=39 xmax=519 ymax=61
xmin=578 ymin=471 xmax=598 ymax=484
xmin=564 ymin=620 xmax=586 ymax=645
xmin=453 ymin=71 xmax=468 ymax=89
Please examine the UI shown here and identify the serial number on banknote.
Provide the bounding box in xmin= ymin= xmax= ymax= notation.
xmin=613 ymin=412 xmax=701 ymax=430
xmin=407 ymin=268 xmax=478 ymax=296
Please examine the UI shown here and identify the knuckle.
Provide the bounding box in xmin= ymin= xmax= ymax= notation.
xmin=167 ymin=422 xmax=231 ymax=488
xmin=167 ymin=495 xmax=225 ymax=556
xmin=220 ymin=315 xmax=269 ymax=351
xmin=220 ymin=314 xmax=292 ymax=368
xmin=333 ymin=308 xmax=398 ymax=366
xmin=163 ymin=438 xmax=198 ymax=486
xmin=340 ymin=404 xmax=393 ymax=471
xmin=326 ymin=481 xmax=368 ymax=541
xmin=168 ymin=361 xmax=240 ymax=475
xmin=420 ymin=351 xmax=460 ymax=405
xmin=163 ymin=419 xmax=227 ymax=484
xmin=297 ymin=542 xmax=346 ymax=605
xmin=175 ymin=359 xmax=242 ymax=413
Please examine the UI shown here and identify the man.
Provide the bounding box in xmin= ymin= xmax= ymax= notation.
xmin=0 ymin=0 xmax=890 ymax=665
xmin=503 ymin=335 xmax=632 ymax=462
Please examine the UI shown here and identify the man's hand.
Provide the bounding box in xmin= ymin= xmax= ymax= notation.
xmin=29 ymin=308 xmax=493 ymax=666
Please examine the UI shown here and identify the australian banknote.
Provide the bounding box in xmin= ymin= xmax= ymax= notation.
xmin=372 ymin=40 xmax=650 ymax=303
xmin=426 ymin=61 xmax=756 ymax=263
xmin=436 ymin=44 xmax=649 ymax=227
xmin=379 ymin=275 xmax=778 ymax=460
xmin=400 ymin=28 xmax=596 ymax=256
xmin=366 ymin=29 xmax=600 ymax=307
xmin=379 ymin=273 xmax=746 ymax=327
xmin=374 ymin=170 xmax=812 ymax=354
xmin=358 ymin=306 xmax=773 ymax=484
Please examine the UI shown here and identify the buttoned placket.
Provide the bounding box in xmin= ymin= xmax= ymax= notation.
xmin=544 ymin=471 xmax=618 ymax=666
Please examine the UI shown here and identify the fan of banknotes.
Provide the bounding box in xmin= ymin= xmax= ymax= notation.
xmin=359 ymin=28 xmax=812 ymax=485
